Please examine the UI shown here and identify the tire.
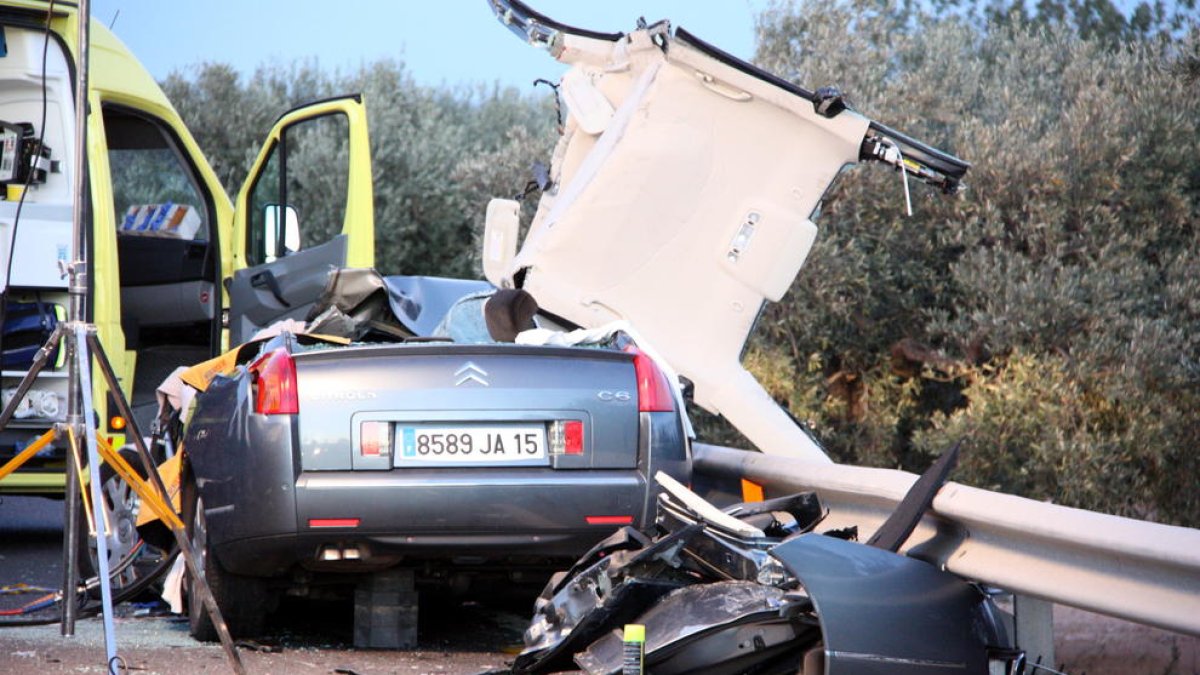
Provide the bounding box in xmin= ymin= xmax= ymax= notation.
xmin=78 ymin=446 xmax=177 ymax=604
xmin=183 ymin=478 xmax=269 ymax=641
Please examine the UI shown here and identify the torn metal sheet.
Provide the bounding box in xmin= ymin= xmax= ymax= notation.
xmin=304 ymin=267 xmax=492 ymax=340
xmin=486 ymin=1 xmax=968 ymax=462
xmin=578 ymin=581 xmax=816 ymax=675
xmin=513 ymin=470 xmax=1022 ymax=674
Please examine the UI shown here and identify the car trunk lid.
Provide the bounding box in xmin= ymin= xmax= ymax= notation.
xmin=291 ymin=342 xmax=640 ymax=472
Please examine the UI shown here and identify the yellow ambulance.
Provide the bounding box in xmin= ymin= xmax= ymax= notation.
xmin=0 ymin=0 xmax=374 ymax=497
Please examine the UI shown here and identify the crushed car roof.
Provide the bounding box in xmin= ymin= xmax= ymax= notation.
xmin=487 ymin=0 xmax=967 ymax=462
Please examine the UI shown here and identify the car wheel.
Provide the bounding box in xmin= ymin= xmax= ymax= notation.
xmin=78 ymin=447 xmax=177 ymax=603
xmin=183 ymin=479 xmax=269 ymax=641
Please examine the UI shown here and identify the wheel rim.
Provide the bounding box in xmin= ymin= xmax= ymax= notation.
xmin=87 ymin=471 xmax=146 ymax=586
xmin=84 ymin=454 xmax=173 ymax=595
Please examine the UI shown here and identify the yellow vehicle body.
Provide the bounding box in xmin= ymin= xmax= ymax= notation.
xmin=0 ymin=1 xmax=374 ymax=494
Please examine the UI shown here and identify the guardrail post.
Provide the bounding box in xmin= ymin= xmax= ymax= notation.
xmin=1014 ymin=595 xmax=1055 ymax=669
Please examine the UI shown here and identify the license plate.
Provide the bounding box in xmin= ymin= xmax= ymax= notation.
xmin=395 ymin=424 xmax=547 ymax=465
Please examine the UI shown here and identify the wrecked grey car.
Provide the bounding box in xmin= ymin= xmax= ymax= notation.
xmin=182 ymin=273 xmax=692 ymax=641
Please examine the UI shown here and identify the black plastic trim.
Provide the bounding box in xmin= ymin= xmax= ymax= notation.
xmin=270 ymin=93 xmax=363 ymax=126
xmin=674 ymin=27 xmax=817 ymax=103
xmin=866 ymin=120 xmax=970 ymax=180
xmin=0 ymin=6 xmax=70 ymax=25
xmin=489 ymin=0 xmax=624 ymax=42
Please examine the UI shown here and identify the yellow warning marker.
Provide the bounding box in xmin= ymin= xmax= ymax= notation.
xmin=623 ymin=624 xmax=645 ymax=674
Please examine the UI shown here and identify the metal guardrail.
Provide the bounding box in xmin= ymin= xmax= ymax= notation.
xmin=694 ymin=443 xmax=1200 ymax=637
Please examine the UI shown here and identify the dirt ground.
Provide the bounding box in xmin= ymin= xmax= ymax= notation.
xmin=1 ymin=602 xmax=1197 ymax=674
xmin=1054 ymin=605 xmax=1199 ymax=675
xmin=0 ymin=598 xmax=524 ymax=674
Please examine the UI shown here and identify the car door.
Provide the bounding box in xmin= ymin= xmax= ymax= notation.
xmin=228 ymin=95 xmax=374 ymax=345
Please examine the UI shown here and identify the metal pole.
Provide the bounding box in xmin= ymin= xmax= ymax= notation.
xmin=61 ymin=0 xmax=92 ymax=637
xmin=86 ymin=333 xmax=247 ymax=674
xmin=77 ymin=326 xmax=118 ymax=667
xmin=60 ymin=346 xmax=80 ymax=635
xmin=68 ymin=0 xmax=90 ymax=353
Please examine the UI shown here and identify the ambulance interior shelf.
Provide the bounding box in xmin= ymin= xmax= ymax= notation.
xmin=0 ymin=296 xmax=68 ymax=425
xmin=117 ymin=204 xmax=216 ymax=335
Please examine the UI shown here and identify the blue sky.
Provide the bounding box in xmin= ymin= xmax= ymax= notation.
xmin=89 ymin=1 xmax=769 ymax=89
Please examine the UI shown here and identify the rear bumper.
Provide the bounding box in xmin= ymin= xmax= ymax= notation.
xmin=214 ymin=469 xmax=648 ymax=576
xmin=187 ymin=377 xmax=692 ymax=579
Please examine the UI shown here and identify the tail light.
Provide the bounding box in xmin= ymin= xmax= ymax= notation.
xmin=585 ymin=515 xmax=634 ymax=525
xmin=249 ymin=347 xmax=299 ymax=415
xmin=625 ymin=346 xmax=675 ymax=412
xmin=360 ymin=421 xmax=392 ymax=457
xmin=309 ymin=518 xmax=360 ymax=528
xmin=550 ymin=420 xmax=584 ymax=455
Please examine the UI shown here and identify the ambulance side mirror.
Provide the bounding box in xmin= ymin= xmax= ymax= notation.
xmin=262 ymin=204 xmax=300 ymax=262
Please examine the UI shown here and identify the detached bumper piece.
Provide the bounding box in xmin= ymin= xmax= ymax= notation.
xmin=514 ymin=473 xmax=1022 ymax=674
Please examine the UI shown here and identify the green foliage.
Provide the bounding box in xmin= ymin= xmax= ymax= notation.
xmin=752 ymin=0 xmax=1200 ymax=524
xmin=911 ymin=351 xmax=1200 ymax=522
xmin=162 ymin=61 xmax=556 ymax=277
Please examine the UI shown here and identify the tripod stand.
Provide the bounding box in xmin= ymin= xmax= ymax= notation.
xmin=0 ymin=322 xmax=246 ymax=673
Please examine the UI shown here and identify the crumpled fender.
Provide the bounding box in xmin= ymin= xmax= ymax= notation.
xmin=771 ymin=534 xmax=1009 ymax=674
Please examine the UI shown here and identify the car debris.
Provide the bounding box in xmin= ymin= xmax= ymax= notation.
xmin=513 ymin=454 xmax=1027 ymax=675
xmin=123 ymin=0 xmax=979 ymax=655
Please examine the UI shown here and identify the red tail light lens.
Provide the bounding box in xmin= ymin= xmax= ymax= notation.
xmin=564 ymin=420 xmax=583 ymax=454
xmin=249 ymin=347 xmax=299 ymax=415
xmin=309 ymin=518 xmax=360 ymax=528
xmin=625 ymin=346 xmax=675 ymax=412
xmin=586 ymin=515 xmax=634 ymax=525
xmin=551 ymin=420 xmax=585 ymax=455
xmin=360 ymin=421 xmax=391 ymax=457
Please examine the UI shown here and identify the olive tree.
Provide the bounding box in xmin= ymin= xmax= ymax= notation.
xmin=163 ymin=61 xmax=555 ymax=278
xmin=747 ymin=0 xmax=1199 ymax=525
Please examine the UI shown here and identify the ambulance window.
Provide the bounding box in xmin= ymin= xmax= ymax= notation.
xmin=247 ymin=141 xmax=281 ymax=265
xmin=103 ymin=107 xmax=210 ymax=240
xmin=245 ymin=112 xmax=349 ymax=266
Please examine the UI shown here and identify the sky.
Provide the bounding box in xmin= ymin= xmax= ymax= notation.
xmin=88 ymin=1 xmax=770 ymax=90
